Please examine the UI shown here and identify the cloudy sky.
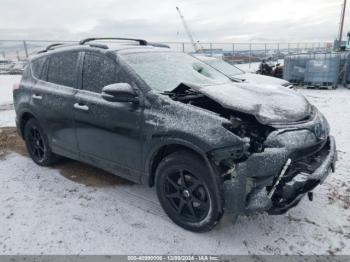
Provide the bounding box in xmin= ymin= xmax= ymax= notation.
xmin=0 ymin=0 xmax=348 ymax=42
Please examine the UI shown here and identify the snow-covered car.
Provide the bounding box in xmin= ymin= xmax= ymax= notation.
xmin=195 ymin=55 xmax=294 ymax=89
xmin=13 ymin=38 xmax=336 ymax=232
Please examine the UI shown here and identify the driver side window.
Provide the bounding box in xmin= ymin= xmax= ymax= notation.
xmin=82 ymin=53 xmax=117 ymax=93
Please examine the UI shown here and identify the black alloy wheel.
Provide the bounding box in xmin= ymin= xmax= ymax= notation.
xmin=163 ymin=169 xmax=210 ymax=223
xmin=24 ymin=118 xmax=59 ymax=166
xmin=156 ymin=151 xmax=222 ymax=232
xmin=27 ymin=125 xmax=45 ymax=162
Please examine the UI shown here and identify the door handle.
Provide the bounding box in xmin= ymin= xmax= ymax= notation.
xmin=74 ymin=103 xmax=89 ymax=111
xmin=32 ymin=94 xmax=42 ymax=100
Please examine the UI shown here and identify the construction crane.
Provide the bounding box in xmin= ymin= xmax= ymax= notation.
xmin=338 ymin=0 xmax=347 ymax=44
xmin=176 ymin=6 xmax=203 ymax=52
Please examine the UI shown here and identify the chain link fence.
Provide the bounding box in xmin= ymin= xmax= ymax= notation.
xmin=0 ymin=39 xmax=332 ymax=74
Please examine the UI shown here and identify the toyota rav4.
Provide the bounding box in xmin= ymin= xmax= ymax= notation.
xmin=13 ymin=38 xmax=337 ymax=232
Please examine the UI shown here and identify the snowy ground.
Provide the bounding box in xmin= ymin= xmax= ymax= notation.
xmin=0 ymin=107 xmax=15 ymax=128
xmin=0 ymin=75 xmax=349 ymax=255
xmin=0 ymin=75 xmax=19 ymax=106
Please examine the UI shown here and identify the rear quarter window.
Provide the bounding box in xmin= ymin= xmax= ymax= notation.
xmin=47 ymin=52 xmax=79 ymax=87
xmin=31 ymin=57 xmax=47 ymax=80
xmin=21 ymin=64 xmax=31 ymax=81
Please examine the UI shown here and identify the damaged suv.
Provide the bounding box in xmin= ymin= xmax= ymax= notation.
xmin=14 ymin=38 xmax=337 ymax=232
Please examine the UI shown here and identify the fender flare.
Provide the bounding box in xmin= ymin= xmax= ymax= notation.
xmin=143 ymin=136 xmax=223 ymax=212
xmin=16 ymin=108 xmax=37 ymax=137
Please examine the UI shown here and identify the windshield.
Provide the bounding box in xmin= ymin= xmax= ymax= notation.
xmin=204 ymin=59 xmax=244 ymax=76
xmin=120 ymin=52 xmax=232 ymax=92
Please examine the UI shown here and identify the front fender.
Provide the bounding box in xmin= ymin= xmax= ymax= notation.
xmin=142 ymin=135 xmax=224 ymax=212
xmin=143 ymin=135 xmax=209 ymax=180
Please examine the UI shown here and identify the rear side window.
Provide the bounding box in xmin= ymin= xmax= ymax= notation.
xmin=47 ymin=52 xmax=79 ymax=87
xmin=31 ymin=57 xmax=47 ymax=80
xmin=82 ymin=53 xmax=116 ymax=93
xmin=21 ymin=65 xmax=31 ymax=81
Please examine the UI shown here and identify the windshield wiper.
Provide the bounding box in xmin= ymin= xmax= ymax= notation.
xmin=161 ymin=83 xmax=204 ymax=101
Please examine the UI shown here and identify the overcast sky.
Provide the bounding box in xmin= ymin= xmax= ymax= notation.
xmin=0 ymin=0 xmax=348 ymax=42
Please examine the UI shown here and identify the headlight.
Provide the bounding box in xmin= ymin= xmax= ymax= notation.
xmin=210 ymin=142 xmax=249 ymax=166
xmin=315 ymin=113 xmax=330 ymax=140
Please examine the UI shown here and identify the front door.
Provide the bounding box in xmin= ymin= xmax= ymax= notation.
xmin=74 ymin=52 xmax=143 ymax=182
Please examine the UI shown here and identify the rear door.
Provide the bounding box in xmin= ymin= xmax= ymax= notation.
xmin=74 ymin=52 xmax=143 ymax=182
xmin=30 ymin=51 xmax=80 ymax=158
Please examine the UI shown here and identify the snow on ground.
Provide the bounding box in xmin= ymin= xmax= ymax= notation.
xmin=0 ymin=75 xmax=349 ymax=255
xmin=0 ymin=75 xmax=21 ymax=106
xmin=0 ymin=109 xmax=15 ymax=127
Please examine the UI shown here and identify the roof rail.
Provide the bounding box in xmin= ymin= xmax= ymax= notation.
xmin=88 ymin=43 xmax=109 ymax=49
xmin=79 ymin=37 xmax=148 ymax=46
xmin=46 ymin=43 xmax=65 ymax=51
xmin=148 ymin=42 xmax=170 ymax=48
xmin=37 ymin=43 xmax=65 ymax=54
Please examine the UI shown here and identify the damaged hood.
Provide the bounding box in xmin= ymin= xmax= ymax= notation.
xmin=235 ymin=73 xmax=291 ymax=87
xmin=188 ymin=82 xmax=311 ymax=125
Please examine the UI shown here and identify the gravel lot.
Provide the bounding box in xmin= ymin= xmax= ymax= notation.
xmin=0 ymin=75 xmax=349 ymax=255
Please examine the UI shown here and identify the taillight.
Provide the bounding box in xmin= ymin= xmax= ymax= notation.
xmin=13 ymin=83 xmax=20 ymax=91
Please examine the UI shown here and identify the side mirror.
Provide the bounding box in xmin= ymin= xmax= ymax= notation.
xmin=101 ymin=83 xmax=139 ymax=103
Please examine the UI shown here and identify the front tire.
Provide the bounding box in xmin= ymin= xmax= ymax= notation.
xmin=24 ymin=118 xmax=59 ymax=166
xmin=155 ymin=151 xmax=222 ymax=232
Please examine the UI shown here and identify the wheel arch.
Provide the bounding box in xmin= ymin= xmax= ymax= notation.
xmin=18 ymin=110 xmax=36 ymax=138
xmin=145 ymin=138 xmax=224 ymax=213
xmin=146 ymin=143 xmax=205 ymax=187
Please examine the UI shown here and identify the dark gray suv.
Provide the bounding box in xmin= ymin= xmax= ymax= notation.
xmin=13 ymin=38 xmax=337 ymax=232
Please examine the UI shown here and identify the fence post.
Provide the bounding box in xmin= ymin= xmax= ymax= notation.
xmin=249 ymin=43 xmax=252 ymax=68
xmin=210 ymin=43 xmax=213 ymax=56
xmin=182 ymin=42 xmax=185 ymax=53
xmin=264 ymin=43 xmax=267 ymax=58
xmin=232 ymin=43 xmax=235 ymax=57
xmin=23 ymin=40 xmax=29 ymax=59
xmin=287 ymin=43 xmax=290 ymax=54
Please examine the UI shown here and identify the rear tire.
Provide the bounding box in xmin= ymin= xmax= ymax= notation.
xmin=24 ymin=118 xmax=59 ymax=166
xmin=155 ymin=151 xmax=222 ymax=232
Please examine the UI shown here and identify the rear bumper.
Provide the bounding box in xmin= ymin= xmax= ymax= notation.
xmin=222 ymin=136 xmax=337 ymax=215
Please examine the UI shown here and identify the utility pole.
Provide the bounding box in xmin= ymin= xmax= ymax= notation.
xmin=338 ymin=0 xmax=347 ymax=43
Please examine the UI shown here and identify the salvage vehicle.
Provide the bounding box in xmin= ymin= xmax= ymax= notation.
xmin=13 ymin=38 xmax=337 ymax=232
xmin=196 ymin=55 xmax=293 ymax=88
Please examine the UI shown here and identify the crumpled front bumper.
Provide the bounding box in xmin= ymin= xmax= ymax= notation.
xmin=222 ymin=135 xmax=337 ymax=216
xmin=268 ymin=135 xmax=336 ymax=214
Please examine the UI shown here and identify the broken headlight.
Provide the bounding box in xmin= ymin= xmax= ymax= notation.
xmin=210 ymin=142 xmax=249 ymax=166
xmin=222 ymin=116 xmax=273 ymax=154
